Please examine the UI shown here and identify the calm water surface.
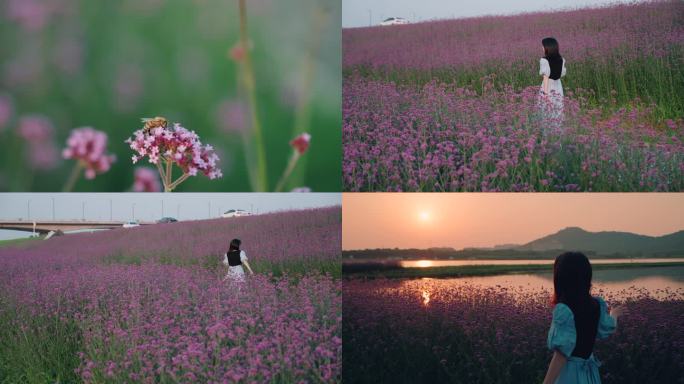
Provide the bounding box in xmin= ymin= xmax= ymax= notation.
xmin=382 ymin=266 xmax=684 ymax=302
xmin=398 ymin=258 xmax=684 ymax=268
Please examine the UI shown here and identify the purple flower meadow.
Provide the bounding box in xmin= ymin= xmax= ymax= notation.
xmin=0 ymin=207 xmax=341 ymax=383
xmin=343 ymin=1 xmax=683 ymax=72
xmin=343 ymin=79 xmax=683 ymax=191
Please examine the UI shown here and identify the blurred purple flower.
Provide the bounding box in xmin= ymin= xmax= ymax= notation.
xmin=229 ymin=41 xmax=247 ymax=62
xmin=175 ymin=47 xmax=210 ymax=86
xmin=113 ymin=64 xmax=144 ymax=112
xmin=6 ymin=0 xmax=52 ymax=32
xmin=215 ymin=99 xmax=249 ymax=133
xmin=62 ymin=127 xmax=116 ymax=179
xmin=17 ymin=114 xmax=59 ymax=170
xmin=0 ymin=93 xmax=13 ymax=130
xmin=28 ymin=141 xmax=59 ymax=170
xmin=290 ymin=132 xmax=311 ymax=155
xmin=132 ymin=167 xmax=162 ymax=192
xmin=53 ymin=37 xmax=84 ymax=76
xmin=3 ymin=48 xmax=43 ymax=88
xmin=18 ymin=115 xmax=52 ymax=142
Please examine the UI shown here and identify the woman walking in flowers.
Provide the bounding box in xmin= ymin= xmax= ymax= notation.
xmin=222 ymin=238 xmax=254 ymax=283
xmin=543 ymin=252 xmax=628 ymax=384
xmin=539 ymin=37 xmax=567 ymax=126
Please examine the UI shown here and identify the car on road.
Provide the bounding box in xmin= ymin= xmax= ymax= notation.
xmin=157 ymin=217 xmax=178 ymax=224
xmin=222 ymin=209 xmax=251 ymax=218
xmin=380 ymin=17 xmax=409 ymax=26
xmin=123 ymin=220 xmax=140 ymax=228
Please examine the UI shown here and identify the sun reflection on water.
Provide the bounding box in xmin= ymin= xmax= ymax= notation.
xmin=415 ymin=260 xmax=433 ymax=268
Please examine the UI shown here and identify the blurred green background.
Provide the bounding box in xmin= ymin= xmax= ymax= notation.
xmin=0 ymin=0 xmax=341 ymax=192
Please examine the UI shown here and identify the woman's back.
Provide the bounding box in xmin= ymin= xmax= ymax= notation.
xmin=566 ymin=298 xmax=600 ymax=358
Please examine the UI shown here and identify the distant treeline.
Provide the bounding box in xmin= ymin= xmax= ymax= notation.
xmin=342 ymin=248 xmax=683 ymax=260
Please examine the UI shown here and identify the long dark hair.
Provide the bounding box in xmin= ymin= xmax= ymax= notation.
xmin=229 ymin=238 xmax=241 ymax=252
xmin=542 ymin=37 xmax=561 ymax=59
xmin=552 ymin=252 xmax=592 ymax=308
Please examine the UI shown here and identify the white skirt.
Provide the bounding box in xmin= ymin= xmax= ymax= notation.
xmin=538 ymin=80 xmax=564 ymax=127
xmin=225 ymin=265 xmax=246 ymax=282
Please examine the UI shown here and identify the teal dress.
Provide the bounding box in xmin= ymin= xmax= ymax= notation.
xmin=547 ymin=296 xmax=617 ymax=384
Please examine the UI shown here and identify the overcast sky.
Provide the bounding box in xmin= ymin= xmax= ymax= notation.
xmin=343 ymin=0 xmax=638 ymax=28
xmin=0 ymin=193 xmax=340 ymax=240
xmin=343 ymin=193 xmax=684 ymax=250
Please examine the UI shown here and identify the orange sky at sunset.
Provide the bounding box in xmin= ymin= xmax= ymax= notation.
xmin=342 ymin=193 xmax=684 ymax=250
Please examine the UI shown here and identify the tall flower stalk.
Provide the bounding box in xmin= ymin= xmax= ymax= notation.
xmin=236 ymin=0 xmax=268 ymax=192
xmin=287 ymin=5 xmax=329 ymax=188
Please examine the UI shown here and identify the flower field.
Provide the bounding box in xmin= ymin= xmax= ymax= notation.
xmin=342 ymin=1 xmax=684 ymax=191
xmin=343 ymin=278 xmax=684 ymax=384
xmin=343 ymin=80 xmax=683 ymax=191
xmin=0 ymin=207 xmax=341 ymax=383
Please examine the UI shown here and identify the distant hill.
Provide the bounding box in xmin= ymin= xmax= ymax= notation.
xmin=343 ymin=227 xmax=684 ymax=259
xmin=517 ymin=227 xmax=684 ymax=255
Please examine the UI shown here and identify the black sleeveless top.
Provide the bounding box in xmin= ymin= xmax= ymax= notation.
xmin=566 ymin=298 xmax=600 ymax=358
xmin=544 ymin=55 xmax=564 ymax=80
xmin=226 ymin=250 xmax=242 ymax=266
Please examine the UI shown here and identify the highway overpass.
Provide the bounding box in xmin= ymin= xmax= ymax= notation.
xmin=0 ymin=220 xmax=154 ymax=234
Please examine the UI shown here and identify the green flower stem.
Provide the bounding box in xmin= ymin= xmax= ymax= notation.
xmin=274 ymin=151 xmax=301 ymax=192
xmin=238 ymin=0 xmax=268 ymax=192
xmin=62 ymin=161 xmax=84 ymax=192
xmin=167 ymin=172 xmax=190 ymax=192
xmin=155 ymin=161 xmax=168 ymax=192
xmin=165 ymin=158 xmax=173 ymax=187
xmin=288 ymin=6 xmax=328 ymax=187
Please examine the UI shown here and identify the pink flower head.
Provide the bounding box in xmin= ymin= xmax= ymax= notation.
xmin=18 ymin=115 xmax=53 ymax=142
xmin=229 ymin=42 xmax=246 ymax=61
xmin=6 ymin=0 xmax=53 ymax=32
xmin=0 ymin=94 xmax=13 ymax=130
xmin=215 ymin=99 xmax=249 ymax=133
xmin=133 ymin=167 xmax=162 ymax=192
xmin=17 ymin=114 xmax=59 ymax=170
xmin=290 ymin=132 xmax=311 ymax=155
xmin=62 ymin=127 xmax=116 ymax=179
xmin=28 ymin=141 xmax=58 ymax=170
xmin=126 ymin=120 xmax=222 ymax=180
xmin=53 ymin=37 xmax=84 ymax=76
xmin=113 ymin=64 xmax=143 ymax=112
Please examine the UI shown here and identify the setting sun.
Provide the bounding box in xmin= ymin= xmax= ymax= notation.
xmin=419 ymin=211 xmax=430 ymax=221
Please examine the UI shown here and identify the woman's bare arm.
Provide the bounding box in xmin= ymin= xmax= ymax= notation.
xmin=542 ymin=351 xmax=567 ymax=384
xmin=542 ymin=75 xmax=550 ymax=95
xmin=243 ymin=260 xmax=254 ymax=275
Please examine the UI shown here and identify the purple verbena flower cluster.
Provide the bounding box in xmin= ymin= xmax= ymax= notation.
xmin=126 ymin=122 xmax=222 ymax=180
